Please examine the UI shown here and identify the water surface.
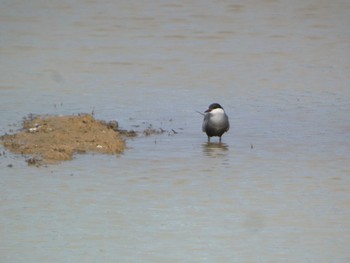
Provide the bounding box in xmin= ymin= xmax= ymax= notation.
xmin=1 ymin=0 xmax=350 ymax=262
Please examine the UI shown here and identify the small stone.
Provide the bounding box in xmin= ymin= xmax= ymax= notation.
xmin=107 ymin=121 xmax=119 ymax=130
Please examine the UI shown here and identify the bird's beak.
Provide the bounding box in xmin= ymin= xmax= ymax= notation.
xmin=205 ymin=109 xmax=210 ymax=113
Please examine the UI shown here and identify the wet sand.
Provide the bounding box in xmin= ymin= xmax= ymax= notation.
xmin=1 ymin=114 xmax=126 ymax=165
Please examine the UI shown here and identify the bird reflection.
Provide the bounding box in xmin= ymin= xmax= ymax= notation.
xmin=202 ymin=142 xmax=229 ymax=158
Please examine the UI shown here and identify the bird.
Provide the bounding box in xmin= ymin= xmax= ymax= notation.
xmin=202 ymin=103 xmax=230 ymax=142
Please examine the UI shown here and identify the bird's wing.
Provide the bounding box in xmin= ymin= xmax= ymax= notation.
xmin=225 ymin=114 xmax=230 ymax=131
xmin=202 ymin=114 xmax=210 ymax=132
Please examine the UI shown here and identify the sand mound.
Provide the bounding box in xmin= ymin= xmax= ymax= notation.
xmin=1 ymin=114 xmax=126 ymax=165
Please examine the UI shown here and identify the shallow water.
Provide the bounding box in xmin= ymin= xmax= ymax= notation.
xmin=1 ymin=0 xmax=350 ymax=262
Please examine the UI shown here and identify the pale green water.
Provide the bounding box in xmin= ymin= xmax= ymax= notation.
xmin=1 ymin=0 xmax=350 ymax=262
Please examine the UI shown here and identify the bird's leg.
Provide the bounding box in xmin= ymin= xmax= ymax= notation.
xmin=207 ymin=136 xmax=210 ymax=143
xmin=219 ymin=136 xmax=222 ymax=143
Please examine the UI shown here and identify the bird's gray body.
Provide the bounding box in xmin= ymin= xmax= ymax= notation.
xmin=202 ymin=103 xmax=229 ymax=142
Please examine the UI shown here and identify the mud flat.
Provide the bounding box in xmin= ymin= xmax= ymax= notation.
xmin=1 ymin=114 xmax=128 ymax=165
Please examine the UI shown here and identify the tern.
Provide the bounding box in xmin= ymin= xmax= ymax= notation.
xmin=202 ymin=103 xmax=229 ymax=142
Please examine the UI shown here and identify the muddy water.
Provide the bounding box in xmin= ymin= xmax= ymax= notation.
xmin=1 ymin=0 xmax=350 ymax=262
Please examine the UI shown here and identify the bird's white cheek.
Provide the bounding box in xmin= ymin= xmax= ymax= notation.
xmin=210 ymin=108 xmax=224 ymax=114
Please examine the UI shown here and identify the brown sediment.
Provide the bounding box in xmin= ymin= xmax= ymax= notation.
xmin=1 ymin=114 xmax=126 ymax=165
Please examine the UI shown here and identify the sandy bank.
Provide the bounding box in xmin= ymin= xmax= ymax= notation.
xmin=1 ymin=114 xmax=127 ymax=165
